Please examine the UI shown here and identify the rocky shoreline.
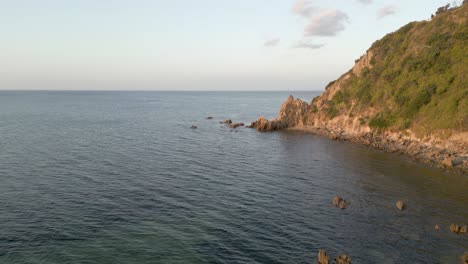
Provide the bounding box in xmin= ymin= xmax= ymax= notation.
xmin=287 ymin=126 xmax=468 ymax=174
xmin=249 ymin=96 xmax=468 ymax=175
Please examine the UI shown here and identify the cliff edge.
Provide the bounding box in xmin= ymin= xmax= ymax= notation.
xmin=251 ymin=3 xmax=468 ymax=173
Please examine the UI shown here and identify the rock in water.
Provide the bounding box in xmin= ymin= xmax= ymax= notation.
xmin=318 ymin=249 xmax=329 ymax=264
xmin=224 ymin=119 xmax=232 ymax=124
xmin=338 ymin=200 xmax=346 ymax=209
xmin=190 ymin=125 xmax=198 ymax=129
xmin=460 ymin=225 xmax=467 ymax=234
xmin=450 ymin=224 xmax=461 ymax=233
xmin=248 ymin=117 xmax=286 ymax=132
xmin=229 ymin=122 xmax=245 ymax=129
xmin=332 ymin=196 xmax=348 ymax=209
xmin=461 ymin=252 xmax=468 ymax=264
xmin=206 ymin=116 xmax=213 ymax=120
xmin=396 ymin=200 xmax=405 ymax=211
xmin=450 ymin=224 xmax=467 ymax=234
xmin=332 ymin=196 xmax=342 ymax=207
xmin=335 ymin=254 xmax=352 ymax=264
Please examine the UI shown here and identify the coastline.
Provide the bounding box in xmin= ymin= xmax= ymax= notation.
xmin=248 ymin=95 xmax=467 ymax=175
xmin=284 ymin=126 xmax=468 ymax=175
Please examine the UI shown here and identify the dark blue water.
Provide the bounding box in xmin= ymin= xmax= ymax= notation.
xmin=0 ymin=91 xmax=467 ymax=264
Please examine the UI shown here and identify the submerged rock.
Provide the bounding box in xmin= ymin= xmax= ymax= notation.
xmin=220 ymin=119 xmax=232 ymax=124
xmin=396 ymin=200 xmax=405 ymax=211
xmin=335 ymin=254 xmax=352 ymax=264
xmin=318 ymin=249 xmax=329 ymax=264
xmin=230 ymin=122 xmax=245 ymax=129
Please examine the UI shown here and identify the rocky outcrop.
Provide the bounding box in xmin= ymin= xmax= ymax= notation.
xmin=248 ymin=5 xmax=468 ymax=173
xmin=249 ymin=117 xmax=286 ymax=132
xmin=249 ymin=93 xmax=467 ymax=173
xmin=249 ymin=96 xmax=313 ymax=131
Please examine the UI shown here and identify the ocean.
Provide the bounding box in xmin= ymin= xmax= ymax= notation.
xmin=0 ymin=91 xmax=467 ymax=263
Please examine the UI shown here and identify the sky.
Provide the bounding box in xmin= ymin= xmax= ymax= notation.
xmin=0 ymin=0 xmax=460 ymax=91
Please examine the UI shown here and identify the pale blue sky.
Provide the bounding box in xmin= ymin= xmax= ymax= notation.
xmin=0 ymin=0 xmax=458 ymax=90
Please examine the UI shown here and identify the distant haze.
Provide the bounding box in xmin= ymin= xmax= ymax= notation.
xmin=0 ymin=0 xmax=457 ymax=90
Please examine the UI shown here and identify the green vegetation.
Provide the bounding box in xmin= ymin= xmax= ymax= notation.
xmin=328 ymin=3 xmax=467 ymax=135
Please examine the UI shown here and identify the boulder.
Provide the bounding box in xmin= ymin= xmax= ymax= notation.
xmin=249 ymin=117 xmax=286 ymax=132
xmin=335 ymin=254 xmax=352 ymax=264
xmin=450 ymin=224 xmax=461 ymax=233
xmin=452 ymin=157 xmax=464 ymax=167
xmin=461 ymin=225 xmax=467 ymax=233
xmin=461 ymin=252 xmax=468 ymax=264
xmin=443 ymin=157 xmax=465 ymax=168
xmin=396 ymin=200 xmax=405 ymax=211
xmin=318 ymin=249 xmax=329 ymax=264
xmin=332 ymin=196 xmax=348 ymax=209
xmin=220 ymin=119 xmax=232 ymax=124
xmin=450 ymin=224 xmax=467 ymax=234
xmin=338 ymin=200 xmax=346 ymax=210
xmin=230 ymin=122 xmax=245 ymax=129
xmin=332 ymin=196 xmax=342 ymax=206
xmin=442 ymin=157 xmax=454 ymax=168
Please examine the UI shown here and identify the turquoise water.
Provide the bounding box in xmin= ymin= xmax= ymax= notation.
xmin=0 ymin=91 xmax=467 ymax=263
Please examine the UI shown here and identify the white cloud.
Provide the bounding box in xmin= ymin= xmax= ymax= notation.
xmin=264 ymin=38 xmax=281 ymax=47
xmin=292 ymin=0 xmax=316 ymax=18
xmin=305 ymin=9 xmax=349 ymax=36
xmin=357 ymin=0 xmax=372 ymax=4
xmin=377 ymin=5 xmax=398 ymax=19
xmin=291 ymin=1 xmax=349 ymax=37
xmin=293 ymin=40 xmax=325 ymax=49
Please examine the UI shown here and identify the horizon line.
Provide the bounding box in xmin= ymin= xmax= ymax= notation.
xmin=0 ymin=89 xmax=325 ymax=92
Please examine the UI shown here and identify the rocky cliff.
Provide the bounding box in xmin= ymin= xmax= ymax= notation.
xmin=251 ymin=3 xmax=468 ymax=173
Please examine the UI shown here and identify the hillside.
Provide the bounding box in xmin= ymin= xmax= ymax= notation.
xmin=322 ymin=3 xmax=467 ymax=135
xmin=250 ymin=3 xmax=468 ymax=172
